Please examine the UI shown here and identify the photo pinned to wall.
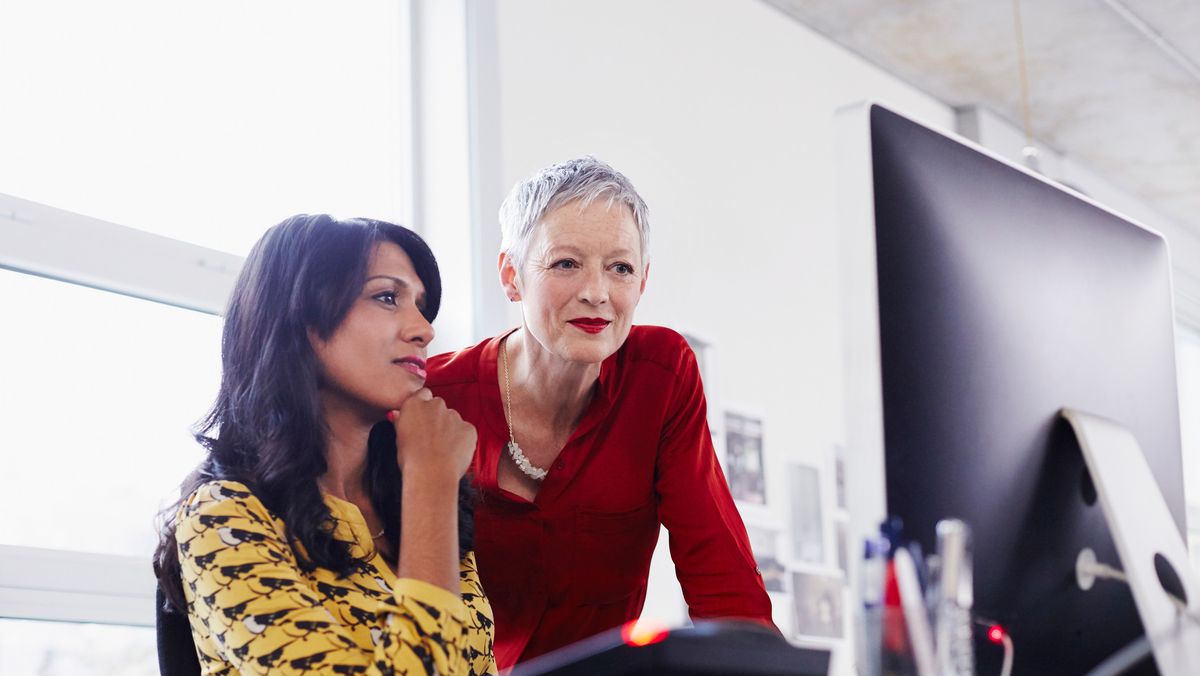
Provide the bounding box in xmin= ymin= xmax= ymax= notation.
xmin=746 ymin=524 xmax=786 ymax=593
xmin=789 ymin=463 xmax=824 ymax=564
xmin=791 ymin=571 xmax=845 ymax=639
xmin=724 ymin=411 xmax=766 ymax=505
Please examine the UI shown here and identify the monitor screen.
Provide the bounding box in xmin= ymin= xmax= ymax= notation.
xmin=863 ymin=104 xmax=1185 ymax=673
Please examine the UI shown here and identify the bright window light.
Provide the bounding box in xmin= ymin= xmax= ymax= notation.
xmin=0 ymin=618 xmax=155 ymax=675
xmin=0 ymin=270 xmax=218 ymax=556
xmin=0 ymin=0 xmax=411 ymax=257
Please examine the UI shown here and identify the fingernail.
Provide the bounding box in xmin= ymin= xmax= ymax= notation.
xmin=386 ymin=410 xmax=396 ymax=422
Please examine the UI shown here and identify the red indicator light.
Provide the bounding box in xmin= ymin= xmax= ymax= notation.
xmin=987 ymin=625 xmax=1006 ymax=644
xmin=621 ymin=619 xmax=670 ymax=647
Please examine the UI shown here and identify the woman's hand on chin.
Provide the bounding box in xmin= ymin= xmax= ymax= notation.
xmin=389 ymin=387 xmax=477 ymax=483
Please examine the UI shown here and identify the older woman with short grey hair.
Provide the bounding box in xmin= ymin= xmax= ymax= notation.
xmin=498 ymin=158 xmax=651 ymax=269
xmin=428 ymin=156 xmax=774 ymax=669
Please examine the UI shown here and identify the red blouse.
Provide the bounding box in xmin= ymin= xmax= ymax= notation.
xmin=427 ymin=325 xmax=774 ymax=669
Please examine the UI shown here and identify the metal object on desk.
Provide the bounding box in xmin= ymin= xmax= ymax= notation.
xmin=1062 ymin=408 xmax=1200 ymax=676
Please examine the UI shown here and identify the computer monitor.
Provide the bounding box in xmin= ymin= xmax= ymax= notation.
xmin=837 ymin=103 xmax=1188 ymax=674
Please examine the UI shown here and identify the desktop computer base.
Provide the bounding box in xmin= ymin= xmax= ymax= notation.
xmin=1061 ymin=408 xmax=1200 ymax=675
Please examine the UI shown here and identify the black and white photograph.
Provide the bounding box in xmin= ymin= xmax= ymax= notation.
xmin=724 ymin=411 xmax=766 ymax=505
xmin=791 ymin=571 xmax=845 ymax=639
xmin=746 ymin=524 xmax=786 ymax=593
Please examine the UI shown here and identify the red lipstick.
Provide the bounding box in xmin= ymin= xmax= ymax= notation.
xmin=568 ymin=318 xmax=611 ymax=335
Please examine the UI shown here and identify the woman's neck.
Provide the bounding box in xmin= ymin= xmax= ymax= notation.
xmin=316 ymin=394 xmax=375 ymax=501
xmin=507 ymin=327 xmax=602 ymax=432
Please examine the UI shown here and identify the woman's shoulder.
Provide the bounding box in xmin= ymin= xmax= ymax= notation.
xmin=178 ymin=480 xmax=273 ymax=525
xmin=621 ymin=325 xmax=693 ymax=365
xmin=184 ymin=479 xmax=255 ymax=504
xmin=426 ymin=335 xmax=497 ymax=388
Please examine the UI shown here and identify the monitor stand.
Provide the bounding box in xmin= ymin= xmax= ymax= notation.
xmin=1061 ymin=408 xmax=1200 ymax=675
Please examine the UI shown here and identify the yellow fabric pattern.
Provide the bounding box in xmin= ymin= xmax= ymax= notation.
xmin=176 ymin=480 xmax=496 ymax=675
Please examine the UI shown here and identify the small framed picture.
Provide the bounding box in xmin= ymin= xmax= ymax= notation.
xmin=745 ymin=524 xmax=786 ymax=593
xmin=724 ymin=411 xmax=766 ymax=505
xmin=788 ymin=463 xmax=824 ymax=564
xmin=758 ymin=555 xmax=787 ymax=593
xmin=790 ymin=571 xmax=845 ymax=639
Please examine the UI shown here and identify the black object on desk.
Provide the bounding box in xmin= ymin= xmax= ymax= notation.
xmin=511 ymin=620 xmax=831 ymax=675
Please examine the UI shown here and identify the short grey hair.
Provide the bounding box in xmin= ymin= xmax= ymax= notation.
xmin=498 ymin=156 xmax=650 ymax=269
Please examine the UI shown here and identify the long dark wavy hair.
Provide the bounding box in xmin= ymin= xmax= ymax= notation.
xmin=153 ymin=214 xmax=474 ymax=613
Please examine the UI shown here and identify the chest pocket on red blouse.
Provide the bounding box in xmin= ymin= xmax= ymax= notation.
xmin=570 ymin=501 xmax=660 ymax=605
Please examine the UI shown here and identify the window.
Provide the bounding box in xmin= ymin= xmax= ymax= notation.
xmin=0 ymin=618 xmax=155 ymax=675
xmin=0 ymin=270 xmax=218 ymax=557
xmin=0 ymin=0 xmax=418 ymax=637
xmin=0 ymin=0 xmax=412 ymax=256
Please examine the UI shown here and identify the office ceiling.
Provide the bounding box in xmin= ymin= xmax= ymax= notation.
xmin=763 ymin=0 xmax=1200 ymax=237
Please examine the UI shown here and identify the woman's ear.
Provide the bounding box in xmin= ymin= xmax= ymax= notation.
xmin=639 ymin=261 xmax=650 ymax=295
xmin=498 ymin=251 xmax=522 ymax=302
xmin=306 ymin=327 xmax=328 ymax=378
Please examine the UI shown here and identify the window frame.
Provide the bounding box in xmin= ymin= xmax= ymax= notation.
xmin=0 ymin=545 xmax=154 ymax=627
xmin=0 ymin=194 xmax=241 ymax=627
xmin=0 ymin=193 xmax=241 ymax=316
xmin=0 ymin=0 xmax=488 ymax=630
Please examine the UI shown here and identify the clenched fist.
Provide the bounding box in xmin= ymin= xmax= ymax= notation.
xmin=388 ymin=388 xmax=477 ymax=483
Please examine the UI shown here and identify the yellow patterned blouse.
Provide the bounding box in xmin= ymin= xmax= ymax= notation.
xmin=176 ymin=480 xmax=496 ymax=675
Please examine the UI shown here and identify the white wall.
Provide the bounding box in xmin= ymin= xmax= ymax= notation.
xmin=487 ymin=0 xmax=953 ymax=668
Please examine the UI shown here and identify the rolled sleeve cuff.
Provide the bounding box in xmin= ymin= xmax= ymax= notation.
xmin=379 ymin=577 xmax=469 ymax=635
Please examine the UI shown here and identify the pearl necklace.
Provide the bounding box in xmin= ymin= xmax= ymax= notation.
xmin=500 ymin=335 xmax=548 ymax=481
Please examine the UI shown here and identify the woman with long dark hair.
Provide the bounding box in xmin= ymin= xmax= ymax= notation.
xmin=153 ymin=214 xmax=495 ymax=675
